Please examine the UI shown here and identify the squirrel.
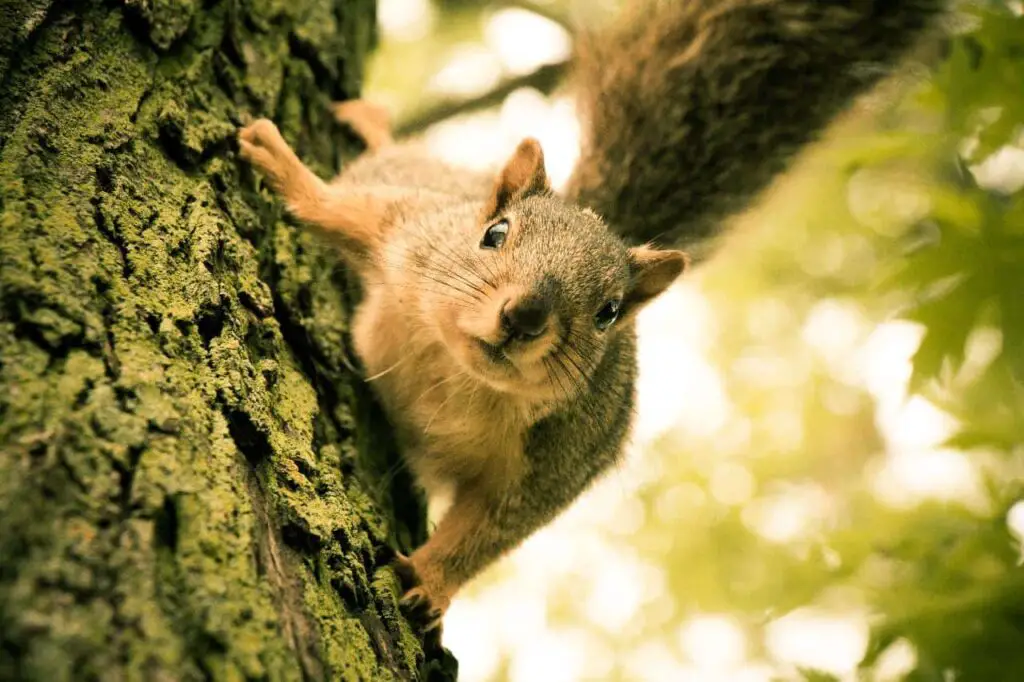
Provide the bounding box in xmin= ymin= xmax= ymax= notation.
xmin=238 ymin=0 xmax=946 ymax=636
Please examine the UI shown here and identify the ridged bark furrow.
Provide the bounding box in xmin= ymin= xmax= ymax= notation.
xmin=0 ymin=1 xmax=451 ymax=679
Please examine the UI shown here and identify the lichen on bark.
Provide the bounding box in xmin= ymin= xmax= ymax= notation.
xmin=0 ymin=1 xmax=451 ymax=680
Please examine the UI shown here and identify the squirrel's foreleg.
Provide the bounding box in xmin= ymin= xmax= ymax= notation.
xmin=238 ymin=118 xmax=390 ymax=259
xmin=396 ymin=488 xmax=492 ymax=632
xmin=396 ymin=460 xmax=585 ymax=633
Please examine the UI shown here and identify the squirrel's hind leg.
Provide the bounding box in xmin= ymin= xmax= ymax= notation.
xmin=333 ymin=100 xmax=394 ymax=152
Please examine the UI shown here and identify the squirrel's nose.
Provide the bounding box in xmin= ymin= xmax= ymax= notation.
xmin=501 ymin=295 xmax=550 ymax=340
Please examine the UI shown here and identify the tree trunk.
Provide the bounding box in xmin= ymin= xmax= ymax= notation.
xmin=0 ymin=1 xmax=452 ymax=680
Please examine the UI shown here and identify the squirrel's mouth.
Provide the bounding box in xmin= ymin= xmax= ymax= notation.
xmin=457 ymin=328 xmax=567 ymax=400
xmin=447 ymin=294 xmax=562 ymax=396
xmin=473 ymin=323 xmax=556 ymax=367
xmin=475 ymin=338 xmax=511 ymax=366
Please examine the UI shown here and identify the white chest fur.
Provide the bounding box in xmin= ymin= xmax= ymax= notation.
xmin=351 ymin=287 xmax=534 ymax=497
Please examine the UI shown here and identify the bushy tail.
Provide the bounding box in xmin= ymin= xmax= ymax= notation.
xmin=564 ymin=0 xmax=946 ymax=258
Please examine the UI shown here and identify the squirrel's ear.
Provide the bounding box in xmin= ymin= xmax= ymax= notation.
xmin=483 ymin=138 xmax=550 ymax=220
xmin=623 ymin=246 xmax=689 ymax=313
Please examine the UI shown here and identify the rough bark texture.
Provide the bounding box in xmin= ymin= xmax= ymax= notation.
xmin=0 ymin=1 xmax=454 ymax=680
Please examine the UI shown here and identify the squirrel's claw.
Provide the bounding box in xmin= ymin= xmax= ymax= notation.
xmin=400 ymin=586 xmax=444 ymax=632
xmin=392 ymin=551 xmax=419 ymax=588
xmin=393 ymin=552 xmax=445 ymax=635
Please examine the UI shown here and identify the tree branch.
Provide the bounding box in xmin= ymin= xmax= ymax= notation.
xmin=393 ymin=60 xmax=570 ymax=138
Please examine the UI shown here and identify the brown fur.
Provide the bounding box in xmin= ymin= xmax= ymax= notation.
xmin=566 ymin=0 xmax=947 ymax=261
xmin=239 ymin=112 xmax=681 ymax=633
xmin=237 ymin=0 xmax=946 ymax=637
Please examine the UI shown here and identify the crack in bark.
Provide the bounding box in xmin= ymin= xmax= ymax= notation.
xmin=287 ymin=32 xmax=343 ymax=101
xmin=223 ymin=406 xmax=273 ymax=465
xmin=243 ymin=466 xmax=327 ymax=682
xmin=360 ymin=610 xmax=414 ymax=682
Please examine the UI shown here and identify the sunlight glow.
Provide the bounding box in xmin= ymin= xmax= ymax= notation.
xmin=485 ymin=8 xmax=572 ymax=76
xmin=846 ymin=167 xmax=932 ymax=233
xmin=857 ymin=321 xmax=924 ymax=405
xmin=377 ymin=0 xmax=433 ymax=42
xmin=500 ymin=91 xmax=581 ymax=190
xmin=623 ymin=641 xmax=690 ymax=682
xmin=428 ymin=44 xmax=502 ymax=96
xmin=746 ymin=296 xmax=797 ymax=339
xmin=732 ymin=346 xmax=808 ymax=390
xmin=970 ymin=143 xmax=1024 ymax=194
xmin=957 ymin=326 xmax=1002 ymax=385
xmin=607 ymin=495 xmax=647 ymax=537
xmin=1007 ymin=500 xmax=1024 ymax=542
xmin=536 ymin=97 xmax=581 ymax=190
xmin=742 ymin=484 xmax=832 ymax=544
xmin=765 ymin=608 xmax=869 ymax=676
xmin=582 ymin=552 xmax=649 ymax=632
xmin=731 ymin=664 xmax=776 ymax=682
xmin=709 ymin=463 xmax=756 ymax=506
xmin=675 ymin=664 xmax=776 ymax=682
xmin=493 ymin=588 xmax=548 ymax=651
xmin=426 ymin=91 xmax=580 ymax=189
xmin=634 ymin=283 xmax=730 ymax=443
xmin=678 ymin=615 xmax=747 ymax=669
xmin=871 ymin=448 xmax=985 ymax=511
xmin=856 ymin=322 xmax=976 ymax=511
xmin=798 ymin=234 xmax=848 ymax=278
xmin=801 ymin=298 xmax=868 ymax=373
xmin=1007 ymin=501 xmax=1024 ymax=563
xmin=509 ymin=629 xmax=593 ymax=682
xmin=760 ymin=405 xmax=806 ymax=452
xmin=656 ymin=483 xmax=708 ymax=521
xmin=883 ymin=395 xmax=958 ymax=451
xmin=442 ymin=599 xmax=501 ymax=681
xmin=425 ymin=112 xmax=506 ymax=171
xmin=873 ymin=639 xmax=919 ymax=682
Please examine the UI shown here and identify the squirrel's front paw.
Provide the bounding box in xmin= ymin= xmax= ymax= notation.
xmin=393 ymin=552 xmax=446 ymax=635
xmin=237 ymin=118 xmax=291 ymax=189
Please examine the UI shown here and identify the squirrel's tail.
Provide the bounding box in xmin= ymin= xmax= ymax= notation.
xmin=564 ymin=0 xmax=946 ymax=258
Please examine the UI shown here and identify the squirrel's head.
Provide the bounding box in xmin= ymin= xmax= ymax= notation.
xmin=417 ymin=138 xmax=688 ymax=401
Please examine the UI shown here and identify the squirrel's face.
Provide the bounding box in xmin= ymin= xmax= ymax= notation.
xmin=413 ymin=139 xmax=687 ymax=402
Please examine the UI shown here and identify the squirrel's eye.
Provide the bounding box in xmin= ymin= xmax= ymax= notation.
xmin=480 ymin=220 xmax=509 ymax=250
xmin=594 ymin=298 xmax=621 ymax=331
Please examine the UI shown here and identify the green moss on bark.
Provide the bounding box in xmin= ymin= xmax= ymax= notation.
xmin=0 ymin=1 xmax=452 ymax=680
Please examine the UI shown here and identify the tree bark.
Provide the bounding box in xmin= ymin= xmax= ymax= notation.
xmin=0 ymin=1 xmax=452 ymax=680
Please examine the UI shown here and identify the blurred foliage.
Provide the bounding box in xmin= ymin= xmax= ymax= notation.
xmin=366 ymin=0 xmax=1024 ymax=680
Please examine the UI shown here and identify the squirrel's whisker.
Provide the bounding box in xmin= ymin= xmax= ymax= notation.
xmin=414 ymin=370 xmax=468 ymax=407
xmin=422 ymin=383 xmax=465 ymax=436
xmin=362 ymin=277 xmax=478 ymax=307
xmin=407 ymin=254 xmax=490 ymax=299
xmin=364 ymin=353 xmax=412 ymax=382
xmin=409 ymin=219 xmax=495 ymax=297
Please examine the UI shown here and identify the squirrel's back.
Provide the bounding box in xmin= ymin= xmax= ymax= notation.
xmin=566 ymin=0 xmax=946 ymax=259
xmin=337 ymin=142 xmax=492 ymax=200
